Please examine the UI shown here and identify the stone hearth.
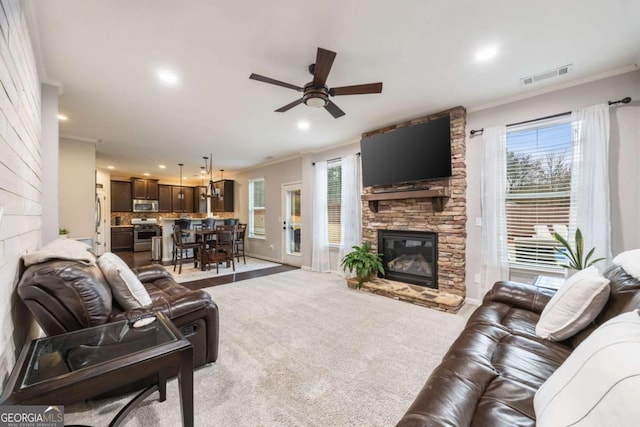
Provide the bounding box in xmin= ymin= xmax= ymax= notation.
xmin=361 ymin=106 xmax=467 ymax=312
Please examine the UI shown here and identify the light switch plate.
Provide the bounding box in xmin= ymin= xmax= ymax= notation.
xmin=475 ymin=217 xmax=482 ymax=227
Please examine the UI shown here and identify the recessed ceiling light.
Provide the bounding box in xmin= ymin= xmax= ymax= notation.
xmin=157 ymin=69 xmax=179 ymax=85
xmin=107 ymin=165 xmax=115 ymax=170
xmin=475 ymin=46 xmax=498 ymax=62
xmin=57 ymin=114 xmax=68 ymax=121
xmin=297 ymin=120 xmax=310 ymax=131
xmin=158 ymin=164 xmax=166 ymax=169
xmin=143 ymin=172 xmax=150 ymax=176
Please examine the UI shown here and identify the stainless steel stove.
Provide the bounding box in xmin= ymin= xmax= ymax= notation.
xmin=131 ymin=218 xmax=162 ymax=252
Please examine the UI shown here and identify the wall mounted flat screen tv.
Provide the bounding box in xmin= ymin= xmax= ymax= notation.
xmin=360 ymin=115 xmax=452 ymax=187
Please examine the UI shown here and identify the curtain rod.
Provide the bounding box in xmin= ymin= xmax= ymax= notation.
xmin=312 ymin=152 xmax=360 ymax=166
xmin=468 ymin=96 xmax=632 ymax=137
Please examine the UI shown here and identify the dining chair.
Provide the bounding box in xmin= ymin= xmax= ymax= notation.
xmin=204 ymin=226 xmax=235 ymax=273
xmin=172 ymin=225 xmax=200 ymax=274
xmin=234 ymin=223 xmax=247 ymax=264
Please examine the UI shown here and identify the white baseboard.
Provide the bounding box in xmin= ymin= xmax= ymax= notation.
xmin=246 ymin=252 xmax=283 ymax=264
xmin=465 ymin=297 xmax=481 ymax=306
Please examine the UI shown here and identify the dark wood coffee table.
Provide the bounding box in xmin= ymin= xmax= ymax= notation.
xmin=0 ymin=312 xmax=193 ymax=427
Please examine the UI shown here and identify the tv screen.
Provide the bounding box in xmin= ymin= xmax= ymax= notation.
xmin=360 ymin=115 xmax=452 ymax=187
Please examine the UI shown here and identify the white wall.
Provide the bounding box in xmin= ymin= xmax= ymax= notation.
xmin=41 ymin=83 xmax=59 ymax=243
xmin=233 ymin=157 xmax=301 ymax=263
xmin=465 ymin=70 xmax=640 ymax=301
xmin=0 ymin=0 xmax=42 ymax=390
xmin=59 ymin=138 xmax=96 ymax=242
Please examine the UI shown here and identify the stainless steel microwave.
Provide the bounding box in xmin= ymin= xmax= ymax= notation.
xmin=133 ymin=199 xmax=158 ymax=213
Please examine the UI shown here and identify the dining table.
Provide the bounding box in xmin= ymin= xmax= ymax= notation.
xmin=193 ymin=229 xmax=217 ymax=271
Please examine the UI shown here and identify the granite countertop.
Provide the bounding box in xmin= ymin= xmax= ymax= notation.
xmin=111 ymin=224 xmax=134 ymax=228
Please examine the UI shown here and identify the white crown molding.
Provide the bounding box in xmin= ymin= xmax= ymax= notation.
xmin=467 ymin=64 xmax=639 ymax=113
xmin=24 ymin=0 xmax=64 ymax=94
xmin=60 ymin=134 xmax=103 ymax=144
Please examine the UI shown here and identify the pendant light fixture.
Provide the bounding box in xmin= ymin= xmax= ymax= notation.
xmin=178 ymin=163 xmax=184 ymax=212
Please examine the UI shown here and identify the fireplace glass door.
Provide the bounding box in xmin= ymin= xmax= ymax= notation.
xmin=378 ymin=230 xmax=437 ymax=289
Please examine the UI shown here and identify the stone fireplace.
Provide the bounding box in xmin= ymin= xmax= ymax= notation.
xmin=360 ymin=106 xmax=467 ymax=312
xmin=378 ymin=230 xmax=437 ymax=289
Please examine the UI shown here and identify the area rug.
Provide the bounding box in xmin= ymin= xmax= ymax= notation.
xmin=171 ymin=256 xmax=281 ymax=284
xmin=63 ymin=269 xmax=475 ymax=426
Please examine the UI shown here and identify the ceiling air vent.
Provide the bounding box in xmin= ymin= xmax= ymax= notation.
xmin=520 ymin=64 xmax=571 ymax=86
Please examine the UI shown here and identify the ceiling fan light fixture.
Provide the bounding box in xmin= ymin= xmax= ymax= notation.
xmin=304 ymin=96 xmax=327 ymax=108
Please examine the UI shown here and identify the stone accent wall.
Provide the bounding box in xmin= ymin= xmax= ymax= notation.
xmin=0 ymin=0 xmax=42 ymax=386
xmin=361 ymin=106 xmax=467 ymax=299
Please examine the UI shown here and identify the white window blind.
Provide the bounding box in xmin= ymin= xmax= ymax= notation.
xmin=249 ymin=178 xmax=265 ymax=238
xmin=506 ymin=118 xmax=574 ymax=269
xmin=327 ymin=160 xmax=342 ymax=245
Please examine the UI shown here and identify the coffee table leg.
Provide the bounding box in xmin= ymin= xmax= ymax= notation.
xmin=158 ymin=370 xmax=167 ymax=402
xmin=178 ymin=346 xmax=194 ymax=427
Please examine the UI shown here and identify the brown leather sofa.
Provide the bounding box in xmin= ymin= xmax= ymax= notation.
xmin=396 ymin=264 xmax=640 ymax=426
xmin=17 ymin=260 xmax=218 ymax=369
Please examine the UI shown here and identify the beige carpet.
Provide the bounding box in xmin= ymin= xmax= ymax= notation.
xmin=63 ymin=270 xmax=475 ymax=426
xmin=172 ymin=256 xmax=281 ymax=283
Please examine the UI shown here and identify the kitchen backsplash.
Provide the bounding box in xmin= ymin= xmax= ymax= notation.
xmin=110 ymin=212 xmax=236 ymax=226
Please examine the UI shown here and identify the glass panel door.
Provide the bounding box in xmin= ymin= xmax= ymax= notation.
xmin=282 ymin=183 xmax=302 ymax=266
xmin=286 ymin=189 xmax=301 ymax=255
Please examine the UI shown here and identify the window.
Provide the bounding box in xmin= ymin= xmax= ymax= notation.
xmin=327 ymin=160 xmax=342 ymax=245
xmin=249 ymin=178 xmax=265 ymax=238
xmin=506 ymin=118 xmax=574 ymax=269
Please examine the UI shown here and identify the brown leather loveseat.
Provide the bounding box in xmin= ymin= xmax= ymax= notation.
xmin=18 ymin=260 xmax=218 ymax=369
xmin=396 ymin=263 xmax=640 ymax=426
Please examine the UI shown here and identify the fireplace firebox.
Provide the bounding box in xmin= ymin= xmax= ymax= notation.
xmin=378 ymin=230 xmax=437 ymax=289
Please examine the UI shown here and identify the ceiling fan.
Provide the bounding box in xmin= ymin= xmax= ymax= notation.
xmin=249 ymin=47 xmax=383 ymax=118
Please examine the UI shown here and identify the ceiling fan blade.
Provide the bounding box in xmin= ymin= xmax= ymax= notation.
xmin=324 ymin=100 xmax=345 ymax=118
xmin=312 ymin=48 xmax=336 ymax=87
xmin=249 ymin=73 xmax=303 ymax=91
xmin=275 ymin=98 xmax=304 ymax=112
xmin=330 ymin=82 xmax=383 ymax=96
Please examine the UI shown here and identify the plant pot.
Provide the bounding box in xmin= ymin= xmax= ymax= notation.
xmin=59 ymin=234 xmax=68 ymax=239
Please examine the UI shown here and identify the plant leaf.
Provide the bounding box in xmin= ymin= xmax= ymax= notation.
xmin=575 ymin=228 xmax=584 ymax=270
xmin=554 ymin=232 xmax=577 ymax=267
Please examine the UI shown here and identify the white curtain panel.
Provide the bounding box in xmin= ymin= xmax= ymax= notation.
xmin=338 ymin=154 xmax=362 ymax=277
xmin=481 ymin=126 xmax=509 ymax=291
xmin=570 ymin=104 xmax=612 ymax=263
xmin=311 ymin=160 xmax=331 ymax=272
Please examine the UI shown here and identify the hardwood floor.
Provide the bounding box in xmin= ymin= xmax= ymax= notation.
xmin=181 ymin=264 xmax=298 ymax=291
xmin=114 ymin=250 xmax=298 ymax=291
xmin=114 ymin=250 xmax=163 ymax=269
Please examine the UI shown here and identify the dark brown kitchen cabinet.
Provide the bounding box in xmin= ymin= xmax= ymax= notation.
xmin=111 ymin=227 xmax=133 ymax=252
xmin=132 ymin=179 xmax=159 ymax=200
xmin=111 ymin=181 xmax=132 ymax=212
xmin=171 ymin=186 xmax=194 ymax=213
xmin=158 ymin=184 xmax=172 ymax=212
xmin=212 ymin=179 xmax=234 ymax=212
xmin=195 ymin=186 xmax=207 ymax=213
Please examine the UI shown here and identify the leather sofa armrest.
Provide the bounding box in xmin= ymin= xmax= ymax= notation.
xmin=109 ymin=289 xmax=212 ymax=322
xmin=148 ymin=289 xmax=213 ymax=320
xmin=132 ymin=265 xmax=173 ymax=283
xmin=484 ymin=280 xmax=555 ymax=314
xmin=109 ymin=307 xmax=156 ymax=323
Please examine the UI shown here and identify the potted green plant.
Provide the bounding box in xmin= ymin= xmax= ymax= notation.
xmin=58 ymin=228 xmax=70 ymax=239
xmin=553 ymin=227 xmax=604 ymax=272
xmin=340 ymin=241 xmax=385 ymax=289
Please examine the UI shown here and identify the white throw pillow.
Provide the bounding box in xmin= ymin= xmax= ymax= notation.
xmin=97 ymin=252 xmax=152 ymax=310
xmin=613 ymin=248 xmax=640 ymax=281
xmin=535 ymin=266 xmax=610 ymax=341
xmin=534 ymin=310 xmax=640 ymax=426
